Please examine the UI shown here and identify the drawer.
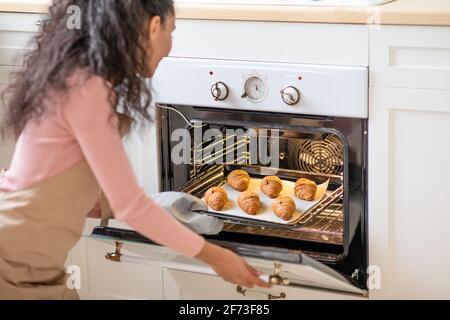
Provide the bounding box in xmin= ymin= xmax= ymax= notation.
xmin=0 ymin=13 xmax=46 ymax=66
xmin=172 ymin=20 xmax=369 ymax=66
xmin=0 ymin=13 xmax=46 ymax=32
xmin=0 ymin=65 xmax=19 ymax=85
xmin=84 ymin=238 xmax=165 ymax=300
xmin=163 ymin=269 xmax=366 ymax=300
xmin=370 ymin=25 xmax=450 ymax=90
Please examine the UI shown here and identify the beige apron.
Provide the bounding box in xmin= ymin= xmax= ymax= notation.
xmin=0 ymin=160 xmax=102 ymax=300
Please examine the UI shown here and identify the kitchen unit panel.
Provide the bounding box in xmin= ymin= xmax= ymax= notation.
xmin=171 ymin=20 xmax=368 ymax=66
xmin=84 ymin=239 xmax=165 ymax=300
xmin=163 ymin=269 xmax=366 ymax=300
xmin=0 ymin=12 xmax=44 ymax=32
xmin=0 ymin=12 xmax=44 ymax=65
xmin=0 ymin=66 xmax=16 ymax=170
xmin=64 ymin=237 xmax=90 ymax=299
xmin=368 ymin=87 xmax=450 ymax=299
xmin=122 ymin=107 xmax=162 ymax=195
xmin=370 ymin=25 xmax=450 ymax=90
xmin=0 ymin=12 xmax=44 ymax=171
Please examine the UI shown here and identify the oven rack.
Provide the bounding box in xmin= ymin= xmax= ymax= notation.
xmin=222 ymin=201 xmax=344 ymax=245
xmin=179 ymin=165 xmax=344 ymax=235
xmin=192 ymin=134 xmax=250 ymax=171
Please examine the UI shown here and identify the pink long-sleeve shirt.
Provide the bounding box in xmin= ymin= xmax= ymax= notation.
xmin=0 ymin=71 xmax=205 ymax=258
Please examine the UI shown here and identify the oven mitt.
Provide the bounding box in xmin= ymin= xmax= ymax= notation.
xmin=149 ymin=192 xmax=224 ymax=236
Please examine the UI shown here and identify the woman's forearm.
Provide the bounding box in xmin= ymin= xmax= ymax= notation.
xmin=195 ymin=241 xmax=223 ymax=265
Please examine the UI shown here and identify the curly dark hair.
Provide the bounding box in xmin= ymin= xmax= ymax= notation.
xmin=1 ymin=0 xmax=174 ymax=138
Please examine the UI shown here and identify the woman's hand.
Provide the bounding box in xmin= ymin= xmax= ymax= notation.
xmin=196 ymin=241 xmax=272 ymax=289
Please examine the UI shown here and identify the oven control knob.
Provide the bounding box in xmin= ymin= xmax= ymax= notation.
xmin=211 ymin=82 xmax=229 ymax=101
xmin=281 ymin=86 xmax=301 ymax=106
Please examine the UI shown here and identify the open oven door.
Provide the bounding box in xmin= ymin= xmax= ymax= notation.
xmin=91 ymin=226 xmax=366 ymax=297
xmin=215 ymin=241 xmax=366 ymax=296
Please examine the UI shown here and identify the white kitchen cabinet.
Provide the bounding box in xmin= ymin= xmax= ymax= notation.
xmin=369 ymin=87 xmax=450 ymax=299
xmin=370 ymin=25 xmax=450 ymax=90
xmin=79 ymin=238 xmax=166 ymax=300
xmin=65 ymin=237 xmax=89 ymax=297
xmin=172 ymin=20 xmax=368 ymax=66
xmin=163 ymin=269 xmax=365 ymax=300
xmin=67 ymin=218 xmax=168 ymax=300
xmin=0 ymin=12 xmax=45 ymax=169
xmin=0 ymin=12 xmax=44 ymax=66
xmin=122 ymin=106 xmax=161 ymax=195
xmin=369 ymin=25 xmax=450 ymax=300
xmin=0 ymin=66 xmax=16 ymax=169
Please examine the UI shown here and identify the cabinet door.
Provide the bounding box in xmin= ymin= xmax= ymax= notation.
xmin=0 ymin=13 xmax=44 ymax=66
xmin=122 ymin=104 xmax=161 ymax=195
xmin=0 ymin=13 xmax=44 ymax=169
xmin=163 ymin=269 xmax=366 ymax=300
xmin=82 ymin=238 xmax=165 ymax=300
xmin=172 ymin=20 xmax=368 ymax=66
xmin=370 ymin=26 xmax=450 ymax=90
xmin=0 ymin=66 xmax=17 ymax=169
xmin=369 ymin=87 xmax=450 ymax=299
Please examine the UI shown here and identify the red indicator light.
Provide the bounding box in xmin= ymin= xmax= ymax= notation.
xmin=298 ymin=76 xmax=303 ymax=80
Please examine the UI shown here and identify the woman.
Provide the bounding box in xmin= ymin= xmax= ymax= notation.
xmin=0 ymin=0 xmax=269 ymax=299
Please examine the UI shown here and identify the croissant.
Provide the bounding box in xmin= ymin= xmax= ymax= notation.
xmin=238 ymin=191 xmax=261 ymax=215
xmin=272 ymin=196 xmax=296 ymax=221
xmin=294 ymin=178 xmax=317 ymax=201
xmin=205 ymin=187 xmax=228 ymax=211
xmin=227 ymin=170 xmax=251 ymax=192
xmin=261 ymin=176 xmax=283 ymax=199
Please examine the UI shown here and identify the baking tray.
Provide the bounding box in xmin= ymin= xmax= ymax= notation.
xmin=202 ymin=178 xmax=330 ymax=226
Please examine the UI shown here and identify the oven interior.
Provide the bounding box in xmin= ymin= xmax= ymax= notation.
xmin=161 ymin=107 xmax=358 ymax=264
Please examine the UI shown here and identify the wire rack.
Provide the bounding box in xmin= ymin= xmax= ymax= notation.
xmin=180 ymin=130 xmax=345 ymax=245
xmin=222 ymin=202 xmax=344 ymax=245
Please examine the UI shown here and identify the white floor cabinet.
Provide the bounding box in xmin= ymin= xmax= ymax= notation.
xmin=369 ymin=25 xmax=450 ymax=299
xmin=0 ymin=13 xmax=44 ymax=168
xmin=0 ymin=66 xmax=16 ymax=169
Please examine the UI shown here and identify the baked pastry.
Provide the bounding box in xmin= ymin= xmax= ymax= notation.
xmin=261 ymin=176 xmax=283 ymax=199
xmin=238 ymin=191 xmax=261 ymax=215
xmin=204 ymin=187 xmax=228 ymax=211
xmin=227 ymin=170 xmax=251 ymax=192
xmin=272 ymin=196 xmax=296 ymax=221
xmin=294 ymin=178 xmax=317 ymax=201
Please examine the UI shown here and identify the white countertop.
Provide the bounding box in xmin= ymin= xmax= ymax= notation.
xmin=1 ymin=0 xmax=450 ymax=26
xmin=0 ymin=0 xmax=48 ymax=13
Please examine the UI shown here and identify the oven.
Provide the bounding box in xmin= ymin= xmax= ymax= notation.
xmin=93 ymin=57 xmax=368 ymax=297
xmin=158 ymin=57 xmax=368 ymax=295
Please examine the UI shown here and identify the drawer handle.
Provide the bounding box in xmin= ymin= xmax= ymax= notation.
xmin=34 ymin=20 xmax=42 ymax=26
xmin=236 ymin=286 xmax=287 ymax=300
xmin=105 ymin=241 xmax=123 ymax=262
xmin=269 ymin=292 xmax=287 ymax=300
